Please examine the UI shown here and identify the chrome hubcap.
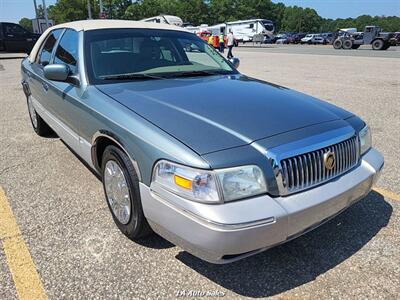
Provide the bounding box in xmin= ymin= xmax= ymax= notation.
xmin=104 ymin=160 xmax=131 ymax=224
xmin=27 ymin=96 xmax=38 ymax=128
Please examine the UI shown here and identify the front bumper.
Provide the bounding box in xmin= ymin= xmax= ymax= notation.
xmin=140 ymin=148 xmax=384 ymax=264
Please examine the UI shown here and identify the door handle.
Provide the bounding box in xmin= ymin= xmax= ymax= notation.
xmin=42 ymin=82 xmax=49 ymax=92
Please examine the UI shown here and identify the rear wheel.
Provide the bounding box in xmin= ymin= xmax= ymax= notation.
xmin=27 ymin=95 xmax=53 ymax=137
xmin=102 ymin=145 xmax=152 ymax=240
xmin=342 ymin=39 xmax=353 ymax=49
xmin=333 ymin=39 xmax=342 ymax=49
xmin=372 ymin=39 xmax=384 ymax=50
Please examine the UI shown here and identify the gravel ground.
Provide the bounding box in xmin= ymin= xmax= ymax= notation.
xmin=0 ymin=46 xmax=399 ymax=299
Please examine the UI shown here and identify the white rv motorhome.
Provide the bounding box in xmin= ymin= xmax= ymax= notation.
xmin=186 ymin=19 xmax=275 ymax=43
xmin=226 ymin=19 xmax=275 ymax=42
xmin=141 ymin=15 xmax=183 ymax=27
xmin=185 ymin=24 xmax=210 ymax=34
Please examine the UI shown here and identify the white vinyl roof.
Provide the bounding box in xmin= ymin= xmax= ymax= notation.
xmin=28 ymin=19 xmax=188 ymax=63
xmin=49 ymin=19 xmax=189 ymax=32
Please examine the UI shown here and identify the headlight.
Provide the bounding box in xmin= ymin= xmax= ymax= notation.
xmin=359 ymin=125 xmax=372 ymax=155
xmin=151 ymin=160 xmax=267 ymax=203
xmin=216 ymin=166 xmax=267 ymax=201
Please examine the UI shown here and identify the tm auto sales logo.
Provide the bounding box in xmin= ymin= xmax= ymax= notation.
xmin=176 ymin=290 xmax=226 ymax=297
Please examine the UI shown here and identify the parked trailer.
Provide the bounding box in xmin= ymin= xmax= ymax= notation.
xmin=141 ymin=15 xmax=183 ymax=27
xmin=186 ymin=19 xmax=275 ymax=44
xmin=226 ymin=19 xmax=275 ymax=42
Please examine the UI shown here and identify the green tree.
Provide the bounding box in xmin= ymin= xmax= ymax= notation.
xmin=36 ymin=4 xmax=45 ymax=18
xmin=35 ymin=0 xmax=400 ymax=34
xmin=48 ymin=0 xmax=90 ymax=24
xmin=175 ymin=0 xmax=209 ymax=25
xmin=19 ymin=17 xmax=33 ymax=32
xmin=280 ymin=6 xmax=322 ymax=33
xmin=99 ymin=0 xmax=131 ymax=19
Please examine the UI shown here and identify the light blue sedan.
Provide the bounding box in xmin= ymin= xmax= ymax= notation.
xmin=21 ymin=20 xmax=384 ymax=263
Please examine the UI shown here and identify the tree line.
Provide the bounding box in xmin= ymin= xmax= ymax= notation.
xmin=19 ymin=0 xmax=400 ymax=33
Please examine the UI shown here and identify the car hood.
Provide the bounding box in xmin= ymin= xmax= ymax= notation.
xmin=96 ymin=74 xmax=353 ymax=155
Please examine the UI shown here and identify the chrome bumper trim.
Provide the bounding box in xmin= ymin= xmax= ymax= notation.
xmin=140 ymin=147 xmax=384 ymax=264
xmin=150 ymin=189 xmax=275 ymax=230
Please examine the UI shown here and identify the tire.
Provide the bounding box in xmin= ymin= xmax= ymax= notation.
xmin=101 ymin=145 xmax=152 ymax=240
xmin=351 ymin=44 xmax=360 ymax=49
xmin=342 ymin=39 xmax=352 ymax=49
xmin=333 ymin=39 xmax=342 ymax=49
xmin=372 ymin=39 xmax=384 ymax=50
xmin=26 ymin=95 xmax=53 ymax=137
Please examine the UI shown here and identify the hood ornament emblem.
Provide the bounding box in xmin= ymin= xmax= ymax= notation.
xmin=324 ymin=151 xmax=336 ymax=170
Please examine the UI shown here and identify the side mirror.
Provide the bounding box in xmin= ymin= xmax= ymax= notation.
xmin=43 ymin=64 xmax=70 ymax=82
xmin=229 ymin=57 xmax=240 ymax=69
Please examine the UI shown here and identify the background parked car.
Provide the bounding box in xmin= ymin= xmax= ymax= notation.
xmin=290 ymin=33 xmax=306 ymax=44
xmin=312 ymin=35 xmax=326 ymax=44
xmin=276 ymin=34 xmax=290 ymax=44
xmin=0 ymin=22 xmax=40 ymax=53
xmin=321 ymin=32 xmax=334 ymax=44
xmin=300 ymin=34 xmax=316 ymax=44
xmin=264 ymin=35 xmax=278 ymax=44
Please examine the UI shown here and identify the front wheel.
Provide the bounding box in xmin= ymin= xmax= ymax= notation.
xmin=102 ymin=145 xmax=152 ymax=240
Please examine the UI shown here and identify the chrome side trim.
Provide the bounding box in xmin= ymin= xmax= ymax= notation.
xmin=91 ymin=131 xmax=142 ymax=182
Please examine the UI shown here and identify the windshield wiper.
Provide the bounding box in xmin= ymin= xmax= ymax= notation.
xmin=101 ymin=73 xmax=164 ymax=80
xmin=164 ymin=70 xmax=231 ymax=78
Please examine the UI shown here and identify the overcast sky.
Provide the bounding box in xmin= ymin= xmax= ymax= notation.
xmin=0 ymin=0 xmax=399 ymax=24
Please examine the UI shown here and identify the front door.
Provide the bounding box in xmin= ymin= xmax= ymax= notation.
xmin=44 ymin=29 xmax=83 ymax=155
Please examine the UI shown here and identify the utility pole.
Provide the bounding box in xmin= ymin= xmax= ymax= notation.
xmin=33 ymin=0 xmax=38 ymax=18
xmin=42 ymin=0 xmax=49 ymax=27
xmin=87 ymin=0 xmax=92 ymax=19
xmin=99 ymin=0 xmax=104 ymax=14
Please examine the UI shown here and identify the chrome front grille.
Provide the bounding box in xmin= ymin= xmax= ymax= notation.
xmin=279 ymin=136 xmax=359 ymax=194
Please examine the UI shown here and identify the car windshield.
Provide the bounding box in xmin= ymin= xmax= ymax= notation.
xmin=85 ymin=28 xmax=236 ymax=83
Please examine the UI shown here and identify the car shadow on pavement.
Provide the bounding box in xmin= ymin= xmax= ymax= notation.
xmin=176 ymin=191 xmax=392 ymax=298
xmin=136 ymin=234 xmax=175 ymax=249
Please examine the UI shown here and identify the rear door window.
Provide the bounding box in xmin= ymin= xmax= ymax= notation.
xmin=38 ymin=29 xmax=63 ymax=66
xmin=54 ymin=29 xmax=79 ymax=73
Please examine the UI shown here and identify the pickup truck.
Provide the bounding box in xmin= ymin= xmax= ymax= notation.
xmin=0 ymin=22 xmax=40 ymax=53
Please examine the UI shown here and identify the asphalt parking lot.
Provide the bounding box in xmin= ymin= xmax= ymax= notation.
xmin=0 ymin=45 xmax=399 ymax=299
